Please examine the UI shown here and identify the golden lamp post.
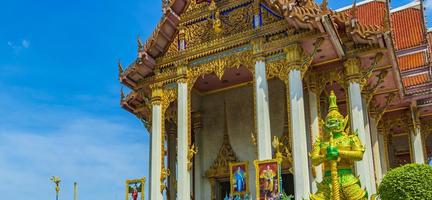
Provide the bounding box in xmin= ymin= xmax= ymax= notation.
xmin=50 ymin=176 xmax=61 ymax=200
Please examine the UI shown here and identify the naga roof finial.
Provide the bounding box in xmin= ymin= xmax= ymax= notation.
xmin=137 ymin=35 xmax=144 ymax=52
xmin=321 ymin=0 xmax=329 ymax=12
xmin=118 ymin=60 xmax=123 ymax=78
xmin=351 ymin=0 xmax=358 ymax=20
xmin=120 ymin=86 xmax=125 ymax=102
xmin=382 ymin=0 xmax=390 ymax=32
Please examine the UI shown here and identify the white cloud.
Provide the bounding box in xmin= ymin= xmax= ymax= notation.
xmin=7 ymin=39 xmax=30 ymax=53
xmin=22 ymin=39 xmax=30 ymax=48
xmin=0 ymin=84 xmax=150 ymax=200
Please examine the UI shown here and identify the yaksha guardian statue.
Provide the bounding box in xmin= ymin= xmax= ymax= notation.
xmin=310 ymin=91 xmax=367 ymax=200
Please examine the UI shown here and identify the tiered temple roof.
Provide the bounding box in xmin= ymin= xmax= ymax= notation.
xmin=119 ymin=0 xmax=432 ymax=122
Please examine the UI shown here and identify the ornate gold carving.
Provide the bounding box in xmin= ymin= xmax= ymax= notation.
xmin=183 ymin=1 xmax=254 ymax=49
xmin=166 ymin=35 xmax=179 ymax=56
xmin=267 ymin=60 xmax=290 ymax=84
xmin=220 ymin=3 xmax=253 ymax=36
xmin=284 ymin=43 xmax=303 ymax=68
xmin=187 ymin=51 xmax=254 ymax=87
xmin=205 ymin=132 xmax=238 ymax=178
xmin=360 ymin=52 xmax=384 ymax=89
xmin=313 ymin=69 xmax=346 ymax=94
xmin=160 ymin=168 xmax=170 ymax=192
xmin=369 ymin=93 xmax=396 ymax=124
xmin=272 ymin=136 xmax=293 ymax=172
xmin=261 ymin=4 xmax=282 ymax=25
xmin=187 ymin=144 xmax=198 ymax=170
xmin=363 ymin=69 xmax=389 ymax=104
xmin=184 ymin=20 xmax=212 ymax=48
xmin=344 ymin=57 xmax=361 ymax=84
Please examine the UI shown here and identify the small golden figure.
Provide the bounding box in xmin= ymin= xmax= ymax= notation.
xmin=50 ymin=176 xmax=61 ymax=200
xmin=310 ymin=91 xmax=367 ymax=200
xmin=187 ymin=144 xmax=198 ymax=170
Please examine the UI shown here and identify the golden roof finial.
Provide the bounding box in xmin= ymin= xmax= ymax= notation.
xmin=137 ymin=35 xmax=144 ymax=51
xmin=321 ymin=0 xmax=329 ymax=12
xmin=120 ymin=86 xmax=125 ymax=102
xmin=382 ymin=0 xmax=390 ymax=32
xmin=209 ymin=0 xmax=216 ymax=11
xmin=118 ymin=60 xmax=123 ymax=78
xmin=351 ymin=0 xmax=358 ymax=19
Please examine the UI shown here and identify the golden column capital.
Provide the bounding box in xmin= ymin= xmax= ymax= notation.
xmin=252 ymin=37 xmax=265 ymax=60
xmin=150 ymin=84 xmax=163 ymax=105
xmin=344 ymin=57 xmax=362 ymax=83
xmin=176 ymin=61 xmax=189 ymax=83
xmin=284 ymin=43 xmax=303 ymax=71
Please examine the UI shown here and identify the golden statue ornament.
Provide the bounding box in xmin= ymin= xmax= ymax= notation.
xmin=50 ymin=176 xmax=61 ymax=200
xmin=310 ymin=91 xmax=367 ymax=200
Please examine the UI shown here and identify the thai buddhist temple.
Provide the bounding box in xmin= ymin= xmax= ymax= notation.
xmin=119 ymin=0 xmax=432 ymax=199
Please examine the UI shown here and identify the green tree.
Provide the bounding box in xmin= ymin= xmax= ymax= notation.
xmin=378 ymin=164 xmax=432 ymax=200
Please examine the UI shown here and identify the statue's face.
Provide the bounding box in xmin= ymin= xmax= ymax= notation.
xmin=325 ymin=117 xmax=344 ymax=133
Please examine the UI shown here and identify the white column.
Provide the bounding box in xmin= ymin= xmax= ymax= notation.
xmin=411 ymin=127 xmax=426 ymax=164
xmin=168 ymin=126 xmax=177 ymax=200
xmin=254 ymin=59 xmax=273 ymax=160
xmin=193 ymin=117 xmax=203 ymax=200
xmin=362 ymin=99 xmax=377 ymax=191
xmin=289 ymin=69 xmax=311 ymax=200
xmin=378 ymin=131 xmax=389 ymax=174
xmin=347 ymin=83 xmax=375 ymax=195
xmin=150 ymin=102 xmax=163 ymax=200
xmin=370 ymin=118 xmax=383 ymax=184
xmin=177 ymin=81 xmax=191 ymax=200
xmin=307 ymin=89 xmax=322 ymax=193
xmin=345 ymin=58 xmax=376 ymax=196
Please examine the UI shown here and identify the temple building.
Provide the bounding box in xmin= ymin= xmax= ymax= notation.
xmin=119 ymin=0 xmax=432 ymax=199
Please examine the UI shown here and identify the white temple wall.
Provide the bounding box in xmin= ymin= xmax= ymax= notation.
xmin=197 ymin=79 xmax=286 ymax=199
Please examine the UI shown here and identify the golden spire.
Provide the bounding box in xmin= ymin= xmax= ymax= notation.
xmin=326 ymin=90 xmax=344 ymax=120
xmin=328 ymin=90 xmax=338 ymax=112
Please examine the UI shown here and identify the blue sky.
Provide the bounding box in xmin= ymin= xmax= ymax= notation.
xmin=0 ymin=0 xmax=430 ymax=200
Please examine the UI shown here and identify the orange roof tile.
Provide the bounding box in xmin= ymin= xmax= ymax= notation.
xmin=341 ymin=1 xmax=386 ymax=27
xmin=391 ymin=8 xmax=425 ymax=50
xmin=397 ymin=52 xmax=427 ymax=71
xmin=402 ymin=73 xmax=430 ymax=87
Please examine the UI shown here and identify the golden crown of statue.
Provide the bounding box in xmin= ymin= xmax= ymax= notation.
xmin=326 ymin=90 xmax=344 ymax=121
